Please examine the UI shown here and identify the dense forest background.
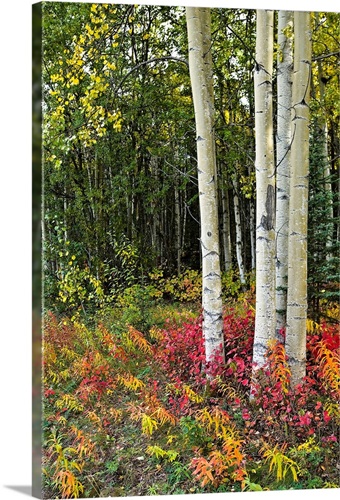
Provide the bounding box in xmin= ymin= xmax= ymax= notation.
xmin=42 ymin=2 xmax=339 ymax=319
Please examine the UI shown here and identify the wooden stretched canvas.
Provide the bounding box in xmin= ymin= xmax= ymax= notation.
xmin=32 ymin=1 xmax=339 ymax=498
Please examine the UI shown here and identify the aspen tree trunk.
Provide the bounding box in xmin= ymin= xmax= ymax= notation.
xmin=276 ymin=11 xmax=293 ymax=340
xmin=174 ymin=175 xmax=182 ymax=275
xmin=186 ymin=6 xmax=224 ymax=366
xmin=286 ymin=11 xmax=311 ymax=386
xmin=252 ymin=10 xmax=276 ymax=370
xmin=316 ymin=41 xmax=333 ymax=257
xmin=248 ymin=163 xmax=256 ymax=271
xmin=232 ymin=177 xmax=246 ymax=284
xmin=221 ymin=180 xmax=232 ymax=272
xmin=63 ymin=186 xmax=68 ymax=245
xmin=182 ymin=184 xmax=187 ymax=266
xmin=150 ymin=155 xmax=161 ymax=266
xmin=217 ymin=154 xmax=232 ymax=273
xmin=249 ymin=197 xmax=256 ymax=270
xmin=150 ymin=156 xmax=156 ymax=251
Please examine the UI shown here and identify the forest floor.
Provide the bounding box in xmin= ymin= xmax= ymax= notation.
xmin=42 ymin=294 xmax=340 ymax=498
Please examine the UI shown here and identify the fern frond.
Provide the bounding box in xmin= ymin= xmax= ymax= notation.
xmin=306 ymin=319 xmax=321 ymax=334
xmin=108 ymin=408 xmax=123 ymax=422
xmin=143 ymin=392 xmax=177 ymax=425
xmin=266 ymin=340 xmax=291 ymax=393
xmin=222 ymin=433 xmax=244 ymax=466
xmin=146 ymin=445 xmax=178 ymax=461
xmin=191 ymin=442 xmax=244 ymax=489
xmin=46 ymin=369 xmax=60 ymax=385
xmin=60 ymin=369 xmax=71 ymax=381
xmin=55 ymin=394 xmax=84 ymax=413
xmin=296 ymin=436 xmax=320 ymax=453
xmin=43 ymin=342 xmax=57 ymax=365
xmin=117 ymin=372 xmax=145 ymax=391
xmin=146 ymin=445 xmax=167 ymax=459
xmin=183 ymin=384 xmax=204 ymax=403
xmin=215 ymin=377 xmax=239 ymax=401
xmin=315 ymin=341 xmax=340 ymax=396
xmin=126 ymin=326 xmax=153 ymax=354
xmin=191 ymin=456 xmax=215 ymax=487
xmin=71 ymin=427 xmax=95 ymax=459
xmin=152 ymin=406 xmax=177 ymax=426
xmin=141 ymin=414 xmax=158 ymax=436
xmin=54 ymin=469 xmax=84 ymax=498
xmin=324 ymin=401 xmax=340 ymax=423
xmin=60 ymin=347 xmax=78 ymax=361
xmin=196 ymin=406 xmax=232 ymax=439
xmin=196 ymin=406 xmax=213 ymax=428
xmin=261 ymin=442 xmax=300 ymax=482
xmin=149 ymin=326 xmax=164 ymax=342
xmin=84 ymin=410 xmax=102 ymax=427
xmin=56 ymin=415 xmax=67 ymax=426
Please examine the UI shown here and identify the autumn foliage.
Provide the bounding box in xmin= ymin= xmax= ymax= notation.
xmin=42 ymin=302 xmax=339 ymax=498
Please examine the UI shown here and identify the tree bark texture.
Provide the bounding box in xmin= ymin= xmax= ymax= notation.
xmin=315 ymin=20 xmax=333 ymax=257
xmin=276 ymin=11 xmax=293 ymax=340
xmin=186 ymin=6 xmax=224 ymax=366
xmin=286 ymin=11 xmax=311 ymax=386
xmin=232 ymin=177 xmax=246 ymax=284
xmin=253 ymin=9 xmax=276 ymax=369
xmin=221 ymin=180 xmax=232 ymax=272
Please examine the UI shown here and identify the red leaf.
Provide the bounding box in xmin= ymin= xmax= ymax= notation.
xmin=323 ymin=410 xmax=332 ymax=423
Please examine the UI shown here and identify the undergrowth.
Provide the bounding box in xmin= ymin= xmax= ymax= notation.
xmin=42 ymin=300 xmax=340 ymax=498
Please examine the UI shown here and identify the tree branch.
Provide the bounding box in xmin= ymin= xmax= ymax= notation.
xmin=114 ymin=56 xmax=189 ymax=94
xmin=312 ymin=50 xmax=340 ymax=62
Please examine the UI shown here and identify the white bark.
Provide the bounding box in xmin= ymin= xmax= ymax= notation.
xmin=317 ymin=53 xmax=333 ymax=257
xmin=174 ymin=175 xmax=181 ymax=275
xmin=63 ymin=186 xmax=68 ymax=244
xmin=221 ymin=182 xmax=232 ymax=272
xmin=253 ymin=10 xmax=276 ymax=370
xmin=249 ymin=197 xmax=256 ymax=270
xmin=150 ymin=155 xmax=161 ymax=262
xmin=232 ymin=178 xmax=246 ymax=284
xmin=275 ymin=11 xmax=293 ymax=340
xmin=186 ymin=7 xmax=224 ymax=366
xmin=286 ymin=11 xmax=311 ymax=386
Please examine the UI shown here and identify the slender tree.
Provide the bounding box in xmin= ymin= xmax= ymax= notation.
xmin=220 ymin=176 xmax=232 ymax=272
xmin=252 ymin=9 xmax=276 ymax=371
xmin=232 ymin=176 xmax=246 ymax=285
xmin=315 ymin=13 xmax=333 ymax=257
xmin=186 ymin=6 xmax=224 ymax=366
xmin=275 ymin=11 xmax=293 ymax=340
xmin=286 ymin=11 xmax=312 ymax=386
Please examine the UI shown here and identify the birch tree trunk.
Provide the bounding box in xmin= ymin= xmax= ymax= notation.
xmin=186 ymin=6 xmax=224 ymax=366
xmin=174 ymin=174 xmax=182 ymax=276
xmin=316 ymin=42 xmax=333 ymax=257
xmin=150 ymin=155 xmax=161 ymax=266
xmin=249 ymin=197 xmax=256 ymax=271
xmin=232 ymin=177 xmax=246 ymax=284
xmin=248 ymin=163 xmax=256 ymax=271
xmin=286 ymin=11 xmax=312 ymax=386
xmin=252 ymin=10 xmax=276 ymax=370
xmin=221 ymin=180 xmax=232 ymax=272
xmin=276 ymin=11 xmax=293 ymax=340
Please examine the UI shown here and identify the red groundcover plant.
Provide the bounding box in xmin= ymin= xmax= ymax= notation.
xmin=155 ymin=304 xmax=339 ymax=443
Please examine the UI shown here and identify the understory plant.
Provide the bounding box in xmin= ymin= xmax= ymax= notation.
xmin=42 ymin=299 xmax=340 ymax=498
